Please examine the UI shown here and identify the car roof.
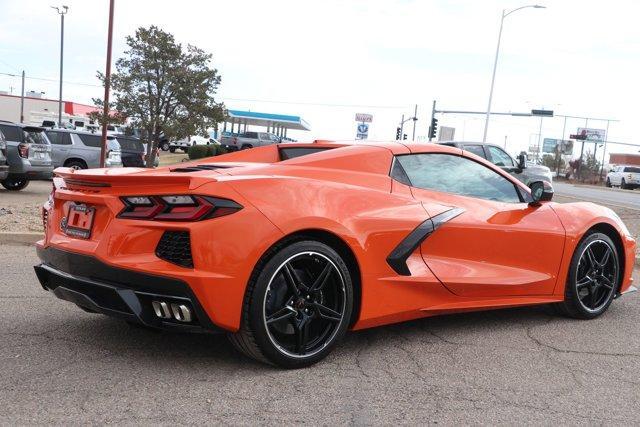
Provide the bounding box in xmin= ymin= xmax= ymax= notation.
xmin=0 ymin=120 xmax=45 ymax=131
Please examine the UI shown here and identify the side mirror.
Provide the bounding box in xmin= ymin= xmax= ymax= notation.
xmin=517 ymin=152 xmax=527 ymax=170
xmin=529 ymin=180 xmax=554 ymax=205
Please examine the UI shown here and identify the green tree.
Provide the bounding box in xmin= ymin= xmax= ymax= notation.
xmin=94 ymin=26 xmax=225 ymax=166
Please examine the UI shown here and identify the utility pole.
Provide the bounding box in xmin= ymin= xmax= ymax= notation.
xmin=400 ymin=114 xmax=405 ymax=140
xmin=19 ymin=71 xmax=25 ymax=123
xmin=100 ymin=0 xmax=115 ymax=168
xmin=411 ymin=104 xmax=418 ymax=141
xmin=52 ymin=5 xmax=69 ymax=127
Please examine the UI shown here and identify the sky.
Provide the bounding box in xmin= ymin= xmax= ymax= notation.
xmin=0 ymin=0 xmax=639 ymax=160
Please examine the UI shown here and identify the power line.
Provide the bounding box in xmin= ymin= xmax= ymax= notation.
xmin=222 ymin=97 xmax=410 ymax=109
xmin=0 ymin=72 xmax=101 ymax=88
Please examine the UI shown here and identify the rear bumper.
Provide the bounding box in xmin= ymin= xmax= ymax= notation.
xmin=34 ymin=246 xmax=224 ymax=333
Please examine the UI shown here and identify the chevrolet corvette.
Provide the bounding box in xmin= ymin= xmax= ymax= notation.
xmin=34 ymin=141 xmax=637 ymax=368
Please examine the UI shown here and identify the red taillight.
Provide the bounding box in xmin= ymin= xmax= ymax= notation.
xmin=18 ymin=143 xmax=29 ymax=158
xmin=117 ymin=195 xmax=242 ymax=221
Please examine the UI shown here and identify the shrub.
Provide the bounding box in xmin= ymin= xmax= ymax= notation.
xmin=188 ymin=145 xmax=209 ymax=159
xmin=206 ymin=144 xmax=227 ymax=157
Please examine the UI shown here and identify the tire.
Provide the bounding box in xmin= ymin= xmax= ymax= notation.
xmin=160 ymin=141 xmax=170 ymax=151
xmin=240 ymin=144 xmax=252 ymax=150
xmin=621 ymin=179 xmax=626 ymax=189
xmin=606 ymin=178 xmax=612 ymax=188
xmin=169 ymin=147 xmax=176 ymax=153
xmin=1 ymin=175 xmax=29 ymax=191
xmin=229 ymin=240 xmax=354 ymax=368
xmin=65 ymin=160 xmax=87 ymax=170
xmin=556 ymin=231 xmax=620 ymax=319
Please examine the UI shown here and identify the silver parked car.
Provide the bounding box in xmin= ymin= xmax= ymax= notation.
xmin=0 ymin=129 xmax=8 ymax=181
xmin=0 ymin=121 xmax=53 ymax=191
xmin=438 ymin=141 xmax=553 ymax=185
xmin=45 ymin=129 xmax=122 ymax=170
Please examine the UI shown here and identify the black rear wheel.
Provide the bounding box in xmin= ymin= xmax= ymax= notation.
xmin=557 ymin=232 xmax=619 ymax=319
xmin=1 ymin=175 xmax=29 ymax=191
xmin=229 ymin=240 xmax=353 ymax=368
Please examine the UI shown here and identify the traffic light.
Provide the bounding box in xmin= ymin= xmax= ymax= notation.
xmin=395 ymin=127 xmax=401 ymax=140
xmin=429 ymin=118 xmax=438 ymax=139
xmin=403 ymin=134 xmax=407 ymax=140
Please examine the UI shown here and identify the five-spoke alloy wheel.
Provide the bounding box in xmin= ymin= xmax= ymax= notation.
xmin=230 ymin=240 xmax=353 ymax=368
xmin=558 ymin=231 xmax=620 ymax=319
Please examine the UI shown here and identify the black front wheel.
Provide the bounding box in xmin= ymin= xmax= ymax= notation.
xmin=1 ymin=175 xmax=29 ymax=191
xmin=556 ymin=232 xmax=620 ymax=319
xmin=229 ymin=240 xmax=353 ymax=368
xmin=160 ymin=141 xmax=170 ymax=151
xmin=621 ymin=179 xmax=627 ymax=189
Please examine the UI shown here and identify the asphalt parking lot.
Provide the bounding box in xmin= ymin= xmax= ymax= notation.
xmin=1 ymin=244 xmax=638 ymax=424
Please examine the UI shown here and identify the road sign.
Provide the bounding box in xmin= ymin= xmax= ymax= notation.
xmin=542 ymin=138 xmax=573 ymax=155
xmin=577 ymin=128 xmax=606 ymax=142
xmin=531 ymin=109 xmax=554 ymax=117
xmin=355 ymin=113 xmax=373 ymax=123
xmin=438 ymin=126 xmax=455 ymax=141
xmin=356 ymin=122 xmax=369 ymax=140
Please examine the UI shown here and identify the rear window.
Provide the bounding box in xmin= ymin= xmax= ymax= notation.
xmin=23 ymin=129 xmax=49 ymax=145
xmin=77 ymin=134 xmax=102 ymax=147
xmin=624 ymin=167 xmax=640 ymax=173
xmin=0 ymin=124 xmax=21 ymax=142
xmin=116 ymin=136 xmax=144 ymax=152
xmin=279 ymin=147 xmax=332 ymax=160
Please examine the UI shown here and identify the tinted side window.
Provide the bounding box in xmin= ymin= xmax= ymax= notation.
xmin=624 ymin=166 xmax=640 ymax=173
xmin=487 ymin=146 xmax=514 ymax=167
xmin=77 ymin=134 xmax=101 ymax=147
xmin=46 ymin=131 xmax=72 ymax=145
xmin=243 ymin=132 xmax=258 ymax=139
xmin=396 ymin=153 xmax=521 ymax=203
xmin=0 ymin=125 xmax=21 ymax=142
xmin=464 ymin=145 xmax=487 ymax=159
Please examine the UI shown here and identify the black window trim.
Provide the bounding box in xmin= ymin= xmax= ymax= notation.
xmin=390 ymin=152 xmax=531 ymax=204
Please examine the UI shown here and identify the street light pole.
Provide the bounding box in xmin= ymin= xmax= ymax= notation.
xmin=482 ymin=4 xmax=545 ymax=143
xmin=52 ymin=5 xmax=69 ymax=128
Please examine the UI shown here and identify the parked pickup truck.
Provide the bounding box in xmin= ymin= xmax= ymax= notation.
xmin=606 ymin=165 xmax=640 ymax=189
xmin=220 ymin=131 xmax=281 ymax=151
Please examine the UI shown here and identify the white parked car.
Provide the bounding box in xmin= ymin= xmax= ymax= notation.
xmin=606 ymin=165 xmax=640 ymax=189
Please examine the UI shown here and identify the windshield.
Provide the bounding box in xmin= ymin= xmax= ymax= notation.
xmin=23 ymin=130 xmax=49 ymax=145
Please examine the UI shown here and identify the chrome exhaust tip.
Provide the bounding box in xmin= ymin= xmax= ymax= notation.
xmin=152 ymin=301 xmax=172 ymax=319
xmin=171 ymin=303 xmax=192 ymax=323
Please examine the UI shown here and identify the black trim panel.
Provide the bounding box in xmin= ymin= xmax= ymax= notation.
xmin=386 ymin=207 xmax=465 ymax=276
xmin=34 ymin=246 xmax=223 ymax=333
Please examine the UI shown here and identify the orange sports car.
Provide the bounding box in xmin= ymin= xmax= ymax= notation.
xmin=34 ymin=141 xmax=637 ymax=368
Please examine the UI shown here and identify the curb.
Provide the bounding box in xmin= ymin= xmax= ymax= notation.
xmin=0 ymin=232 xmax=43 ymax=246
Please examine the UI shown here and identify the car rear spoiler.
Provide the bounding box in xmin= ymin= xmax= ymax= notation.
xmin=53 ymin=167 xmax=217 ymax=190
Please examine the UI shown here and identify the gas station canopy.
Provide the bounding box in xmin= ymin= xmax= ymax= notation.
xmin=224 ymin=110 xmax=311 ymax=135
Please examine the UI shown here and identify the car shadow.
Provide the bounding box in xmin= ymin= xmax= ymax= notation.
xmin=54 ymin=304 xmax=558 ymax=370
